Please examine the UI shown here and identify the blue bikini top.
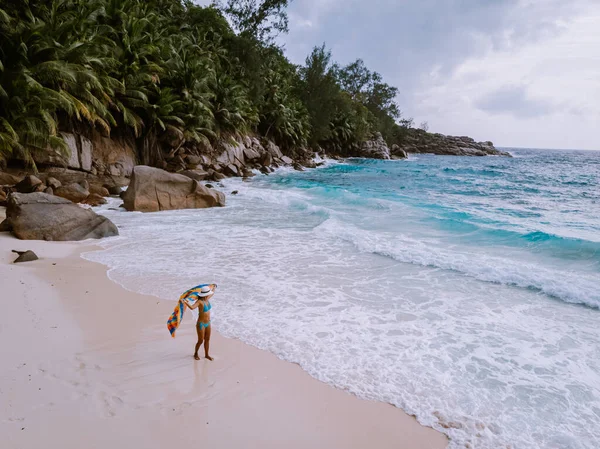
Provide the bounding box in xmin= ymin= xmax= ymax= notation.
xmin=202 ymin=302 xmax=212 ymax=313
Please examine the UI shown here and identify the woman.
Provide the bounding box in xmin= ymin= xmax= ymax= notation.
xmin=187 ymin=285 xmax=215 ymax=361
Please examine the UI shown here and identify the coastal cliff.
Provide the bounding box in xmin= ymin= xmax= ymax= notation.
xmin=0 ymin=127 xmax=508 ymax=187
xmin=0 ymin=126 xmax=510 ymax=218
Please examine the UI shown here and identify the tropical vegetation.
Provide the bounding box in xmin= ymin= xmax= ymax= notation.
xmin=0 ymin=0 xmax=415 ymax=167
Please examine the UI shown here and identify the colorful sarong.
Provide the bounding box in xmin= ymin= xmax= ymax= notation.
xmin=167 ymin=283 xmax=216 ymax=338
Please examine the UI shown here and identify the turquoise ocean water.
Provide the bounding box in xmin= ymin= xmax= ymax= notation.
xmin=88 ymin=148 xmax=600 ymax=449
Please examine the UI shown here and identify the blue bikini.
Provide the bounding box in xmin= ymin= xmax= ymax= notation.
xmin=197 ymin=301 xmax=212 ymax=329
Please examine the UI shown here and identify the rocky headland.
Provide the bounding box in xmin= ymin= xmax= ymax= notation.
xmin=392 ymin=128 xmax=511 ymax=157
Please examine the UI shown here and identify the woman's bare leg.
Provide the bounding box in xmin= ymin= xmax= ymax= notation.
xmin=194 ymin=325 xmax=205 ymax=360
xmin=204 ymin=325 xmax=213 ymax=361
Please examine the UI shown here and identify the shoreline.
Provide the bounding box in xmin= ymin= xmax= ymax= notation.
xmin=0 ymin=220 xmax=447 ymax=449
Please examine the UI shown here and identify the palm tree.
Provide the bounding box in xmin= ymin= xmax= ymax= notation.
xmin=211 ymin=74 xmax=255 ymax=135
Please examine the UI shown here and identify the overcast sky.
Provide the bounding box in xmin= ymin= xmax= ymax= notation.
xmin=202 ymin=1 xmax=600 ymax=150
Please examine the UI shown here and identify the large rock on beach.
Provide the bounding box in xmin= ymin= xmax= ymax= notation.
xmin=54 ymin=182 xmax=90 ymax=203
xmin=2 ymin=192 xmax=118 ymax=241
xmin=122 ymin=166 xmax=225 ymax=212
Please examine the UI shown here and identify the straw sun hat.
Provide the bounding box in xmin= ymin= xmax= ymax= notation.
xmin=197 ymin=285 xmax=216 ymax=297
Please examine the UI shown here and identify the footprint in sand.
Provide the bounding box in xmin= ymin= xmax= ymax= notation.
xmin=96 ymin=391 xmax=125 ymax=417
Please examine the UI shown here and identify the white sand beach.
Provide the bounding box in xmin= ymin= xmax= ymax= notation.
xmin=0 ymin=210 xmax=447 ymax=449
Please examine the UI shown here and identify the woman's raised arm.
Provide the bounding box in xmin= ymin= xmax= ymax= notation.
xmin=187 ymin=298 xmax=201 ymax=310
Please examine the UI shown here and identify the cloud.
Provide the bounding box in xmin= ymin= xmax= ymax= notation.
xmin=281 ymin=0 xmax=583 ymax=83
xmin=280 ymin=0 xmax=600 ymax=150
xmin=289 ymin=14 xmax=313 ymax=29
xmin=475 ymin=85 xmax=557 ymax=118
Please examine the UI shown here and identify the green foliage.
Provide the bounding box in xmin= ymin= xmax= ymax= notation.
xmin=336 ymin=58 xmax=411 ymax=146
xmin=218 ymin=0 xmax=291 ymax=42
xmin=298 ymin=45 xmax=340 ymax=146
xmin=0 ymin=0 xmax=414 ymax=167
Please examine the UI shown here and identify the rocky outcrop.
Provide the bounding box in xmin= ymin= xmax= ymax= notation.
xmin=40 ymin=168 xmax=129 ymax=193
xmin=28 ymin=133 xmax=94 ymax=171
xmin=357 ymin=133 xmax=391 ymax=159
xmin=2 ymin=192 xmax=118 ymax=241
xmin=122 ymin=166 xmax=225 ymax=212
xmin=0 ymin=172 xmax=23 ymax=186
xmin=213 ymin=136 xmax=289 ymax=171
xmin=15 ymin=131 xmax=136 ymax=178
xmin=27 ymin=132 xmax=81 ymax=170
xmin=162 ymin=135 xmax=294 ymax=179
xmin=395 ymin=129 xmax=511 ymax=157
xmin=89 ymin=132 xmax=136 ymax=177
xmin=390 ymin=144 xmax=408 ymax=159
xmin=4 ymin=131 xmax=316 ymax=195
xmin=0 ymin=169 xmax=127 ymax=207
